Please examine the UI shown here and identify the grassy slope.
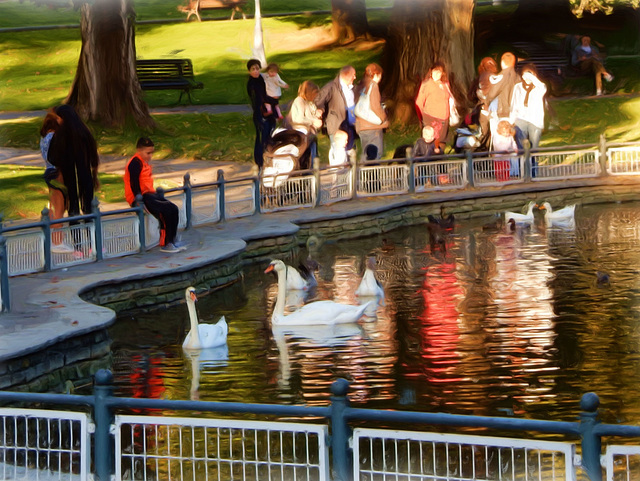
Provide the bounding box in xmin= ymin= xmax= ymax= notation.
xmin=0 ymin=166 xmax=124 ymax=220
xmin=1 ymin=1 xmax=639 ymax=219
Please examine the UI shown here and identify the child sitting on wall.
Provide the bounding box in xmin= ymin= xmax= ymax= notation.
xmin=492 ymin=120 xmax=518 ymax=181
xmin=329 ymin=129 xmax=349 ymax=166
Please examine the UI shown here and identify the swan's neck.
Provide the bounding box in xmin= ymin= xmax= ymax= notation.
xmin=187 ymin=300 xmax=201 ymax=346
xmin=273 ymin=269 xmax=287 ymax=320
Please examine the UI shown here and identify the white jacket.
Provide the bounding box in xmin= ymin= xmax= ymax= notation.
xmin=510 ymin=76 xmax=547 ymax=129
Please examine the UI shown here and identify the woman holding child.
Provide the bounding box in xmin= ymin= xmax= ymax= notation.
xmin=354 ymin=63 xmax=388 ymax=161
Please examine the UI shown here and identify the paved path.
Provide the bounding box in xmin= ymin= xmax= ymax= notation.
xmin=1 ymin=102 xmax=639 ymax=374
xmin=0 ymin=105 xmax=256 ymax=196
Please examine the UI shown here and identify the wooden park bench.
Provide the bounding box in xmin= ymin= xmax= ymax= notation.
xmin=136 ymin=59 xmax=204 ymax=103
xmin=179 ymin=0 xmax=247 ymax=21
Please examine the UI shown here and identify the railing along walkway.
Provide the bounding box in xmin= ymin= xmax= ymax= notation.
xmin=1 ymin=138 xmax=640 ymax=313
xmin=1 ymin=373 xmax=639 ymax=481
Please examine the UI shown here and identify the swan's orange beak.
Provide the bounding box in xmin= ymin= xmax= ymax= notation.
xmin=264 ymin=264 xmax=274 ymax=274
xmin=190 ymin=291 xmax=197 ymax=302
xmin=538 ymin=204 xmax=545 ymax=210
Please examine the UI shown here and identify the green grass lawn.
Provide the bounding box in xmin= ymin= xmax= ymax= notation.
xmin=0 ymin=165 xmax=124 ymax=220
xmin=1 ymin=1 xmax=639 ymax=219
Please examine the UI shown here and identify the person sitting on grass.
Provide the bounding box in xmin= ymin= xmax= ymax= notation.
xmin=124 ymin=137 xmax=187 ymax=254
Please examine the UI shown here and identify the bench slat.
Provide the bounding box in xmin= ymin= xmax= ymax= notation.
xmin=135 ymin=59 xmax=203 ymax=101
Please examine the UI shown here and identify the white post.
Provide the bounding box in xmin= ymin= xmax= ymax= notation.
xmin=253 ymin=0 xmax=267 ymax=67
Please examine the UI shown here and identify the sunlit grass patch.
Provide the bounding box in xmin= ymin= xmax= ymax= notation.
xmin=0 ymin=165 xmax=125 ymax=220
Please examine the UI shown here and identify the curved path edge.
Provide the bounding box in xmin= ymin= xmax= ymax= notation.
xmin=2 ymin=176 xmax=640 ymax=365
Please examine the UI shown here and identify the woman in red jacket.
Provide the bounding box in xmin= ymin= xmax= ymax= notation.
xmin=415 ymin=62 xmax=452 ymax=150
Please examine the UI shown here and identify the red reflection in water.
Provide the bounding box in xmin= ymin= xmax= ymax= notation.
xmin=416 ymin=261 xmax=465 ymax=384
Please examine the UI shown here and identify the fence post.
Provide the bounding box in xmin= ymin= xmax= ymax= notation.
xmin=599 ymin=133 xmax=609 ymax=176
xmin=330 ymin=378 xmax=352 ymax=481
xmin=0 ymin=235 xmax=10 ymax=312
xmin=350 ymin=157 xmax=358 ymax=199
xmin=92 ymin=198 xmax=103 ymax=262
xmin=314 ymin=157 xmax=321 ymax=206
xmin=217 ymin=170 xmax=226 ymax=222
xmin=407 ymin=148 xmax=416 ymax=194
xmin=41 ymin=208 xmax=52 ymax=271
xmin=93 ymin=369 xmax=114 ymax=481
xmin=523 ymin=139 xmax=532 ymax=182
xmin=184 ymin=173 xmax=193 ymax=229
xmin=134 ymin=195 xmax=146 ymax=252
xmin=253 ymin=170 xmax=262 ymax=215
xmin=579 ymin=392 xmax=602 ymax=481
xmin=465 ymin=150 xmax=475 ymax=188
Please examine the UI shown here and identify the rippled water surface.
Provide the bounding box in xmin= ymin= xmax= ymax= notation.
xmin=110 ymin=201 xmax=640 ymax=424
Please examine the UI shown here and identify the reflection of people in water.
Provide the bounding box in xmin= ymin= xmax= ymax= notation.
xmin=485 ymin=228 xmax=556 ymax=408
xmin=417 ymin=262 xmax=464 ymax=384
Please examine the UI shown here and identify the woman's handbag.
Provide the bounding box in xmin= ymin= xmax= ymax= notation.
xmin=354 ymin=84 xmax=382 ymax=125
xmin=449 ymin=95 xmax=461 ymax=127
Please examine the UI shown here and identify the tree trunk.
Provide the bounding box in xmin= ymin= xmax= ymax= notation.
xmin=383 ymin=0 xmax=475 ymax=124
xmin=66 ymin=0 xmax=154 ymax=129
xmin=331 ymin=0 xmax=369 ymax=44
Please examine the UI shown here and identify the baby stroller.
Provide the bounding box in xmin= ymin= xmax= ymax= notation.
xmin=262 ymin=128 xmax=312 ymax=188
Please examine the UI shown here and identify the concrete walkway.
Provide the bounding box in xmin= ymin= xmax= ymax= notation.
xmin=2 ymin=106 xmax=640 ymax=375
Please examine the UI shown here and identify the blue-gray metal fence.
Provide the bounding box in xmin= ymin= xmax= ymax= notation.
xmin=1 ymin=141 xmax=640 ymax=312
xmin=1 ymin=371 xmax=640 ymax=481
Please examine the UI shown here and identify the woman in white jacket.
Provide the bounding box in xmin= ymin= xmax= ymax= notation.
xmin=510 ymin=64 xmax=547 ymax=150
xmin=287 ymin=80 xmax=323 ymax=162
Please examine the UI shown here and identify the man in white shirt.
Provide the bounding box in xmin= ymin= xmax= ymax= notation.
xmin=316 ymin=65 xmax=357 ymax=160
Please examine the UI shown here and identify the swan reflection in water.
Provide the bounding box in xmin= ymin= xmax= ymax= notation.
xmin=272 ymin=323 xmax=363 ymax=390
xmin=183 ymin=346 xmax=229 ymax=400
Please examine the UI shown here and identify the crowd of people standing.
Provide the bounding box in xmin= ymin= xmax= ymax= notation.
xmin=246 ymin=49 xmax=558 ymax=174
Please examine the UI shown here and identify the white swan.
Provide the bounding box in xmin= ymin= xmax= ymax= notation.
xmin=182 ymin=287 xmax=228 ymax=350
xmin=539 ymin=202 xmax=576 ymax=227
xmin=355 ymin=257 xmax=385 ymax=299
xmin=505 ymin=201 xmax=536 ymax=225
xmin=265 ymin=260 xmax=373 ymax=326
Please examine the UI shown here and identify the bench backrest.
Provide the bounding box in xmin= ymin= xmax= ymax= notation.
xmin=136 ymin=59 xmax=196 ymax=80
xmin=186 ymin=0 xmax=246 ymax=9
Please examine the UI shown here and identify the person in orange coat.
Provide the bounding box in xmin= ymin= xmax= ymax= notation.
xmin=415 ymin=62 xmax=452 ymax=150
xmin=124 ymin=137 xmax=185 ymax=253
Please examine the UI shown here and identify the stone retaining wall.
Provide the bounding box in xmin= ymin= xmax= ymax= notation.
xmin=6 ymin=184 xmax=640 ymax=393
xmin=0 ymin=329 xmax=111 ymax=392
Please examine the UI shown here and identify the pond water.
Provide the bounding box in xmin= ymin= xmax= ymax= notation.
xmin=108 ymin=201 xmax=640 ymax=425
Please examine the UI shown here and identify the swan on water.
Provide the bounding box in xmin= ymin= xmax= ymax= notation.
xmin=182 ymin=287 xmax=228 ymax=350
xmin=265 ymin=260 xmax=373 ymax=326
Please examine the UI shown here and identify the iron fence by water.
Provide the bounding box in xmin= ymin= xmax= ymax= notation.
xmin=1 ymin=373 xmax=640 ymax=480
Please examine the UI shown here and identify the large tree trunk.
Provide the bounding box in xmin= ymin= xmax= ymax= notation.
xmin=383 ymin=0 xmax=475 ymax=124
xmin=66 ymin=0 xmax=154 ymax=129
xmin=331 ymin=0 xmax=369 ymax=44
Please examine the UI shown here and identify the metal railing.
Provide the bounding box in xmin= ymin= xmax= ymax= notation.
xmin=1 ymin=141 xmax=640 ymax=311
xmin=1 ymin=372 xmax=640 ymax=481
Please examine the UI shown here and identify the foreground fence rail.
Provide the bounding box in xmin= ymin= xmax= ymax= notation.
xmin=1 ymin=140 xmax=640 ymax=311
xmin=1 ymin=372 xmax=640 ymax=480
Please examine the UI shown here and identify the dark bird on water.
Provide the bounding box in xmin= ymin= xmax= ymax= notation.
xmin=427 ymin=205 xmax=455 ymax=231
